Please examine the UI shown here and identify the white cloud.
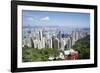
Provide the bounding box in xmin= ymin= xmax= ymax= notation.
xmin=41 ymin=16 xmax=50 ymax=21
xmin=28 ymin=17 xmax=34 ymax=21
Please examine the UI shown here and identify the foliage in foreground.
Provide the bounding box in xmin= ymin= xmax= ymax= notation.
xmin=22 ymin=48 xmax=60 ymax=62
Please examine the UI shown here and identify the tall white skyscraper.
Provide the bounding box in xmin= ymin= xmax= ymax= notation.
xmin=67 ymin=37 xmax=72 ymax=48
xmin=60 ymin=38 xmax=65 ymax=51
xmin=33 ymin=39 xmax=38 ymax=48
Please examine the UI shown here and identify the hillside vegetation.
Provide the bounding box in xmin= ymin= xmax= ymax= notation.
xmin=72 ymin=35 xmax=90 ymax=59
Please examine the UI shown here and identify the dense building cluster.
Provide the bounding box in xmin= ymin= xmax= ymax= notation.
xmin=22 ymin=27 xmax=89 ymax=51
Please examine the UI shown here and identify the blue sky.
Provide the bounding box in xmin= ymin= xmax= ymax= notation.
xmin=22 ymin=10 xmax=90 ymax=28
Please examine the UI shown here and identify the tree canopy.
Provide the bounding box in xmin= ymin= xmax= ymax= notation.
xmin=22 ymin=48 xmax=60 ymax=62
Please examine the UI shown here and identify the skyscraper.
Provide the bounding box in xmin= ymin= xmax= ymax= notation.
xmin=52 ymin=37 xmax=59 ymax=49
xmin=67 ymin=37 xmax=72 ymax=48
xmin=39 ymin=29 xmax=43 ymax=40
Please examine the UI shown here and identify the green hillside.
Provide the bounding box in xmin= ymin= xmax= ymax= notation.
xmin=72 ymin=35 xmax=90 ymax=59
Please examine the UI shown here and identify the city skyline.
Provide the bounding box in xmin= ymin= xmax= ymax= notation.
xmin=22 ymin=10 xmax=90 ymax=29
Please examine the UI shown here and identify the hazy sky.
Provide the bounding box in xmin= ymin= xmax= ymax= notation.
xmin=22 ymin=10 xmax=90 ymax=28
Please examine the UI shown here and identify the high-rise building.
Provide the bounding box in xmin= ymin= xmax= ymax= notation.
xmin=52 ymin=37 xmax=59 ymax=49
xmin=59 ymin=38 xmax=67 ymax=51
xmin=39 ymin=29 xmax=43 ymax=40
xmin=71 ymin=31 xmax=76 ymax=46
xmin=33 ymin=39 xmax=38 ymax=48
xmin=45 ymin=38 xmax=52 ymax=48
xmin=24 ymin=36 xmax=32 ymax=48
xmin=58 ymin=30 xmax=62 ymax=40
xmin=67 ymin=37 xmax=72 ymax=48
